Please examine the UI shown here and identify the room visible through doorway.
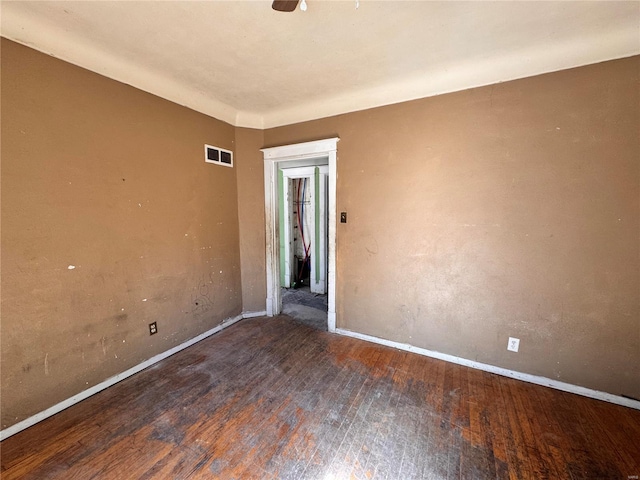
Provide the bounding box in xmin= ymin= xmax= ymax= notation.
xmin=279 ymin=167 xmax=329 ymax=330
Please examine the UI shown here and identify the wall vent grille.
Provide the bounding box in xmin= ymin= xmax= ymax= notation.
xmin=205 ymin=144 xmax=233 ymax=167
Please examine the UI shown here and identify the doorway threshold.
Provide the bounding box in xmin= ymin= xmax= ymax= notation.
xmin=281 ymin=287 xmax=328 ymax=331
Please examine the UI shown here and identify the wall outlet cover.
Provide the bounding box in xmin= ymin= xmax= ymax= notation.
xmin=508 ymin=337 xmax=520 ymax=352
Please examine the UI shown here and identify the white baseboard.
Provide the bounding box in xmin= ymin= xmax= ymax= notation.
xmin=242 ymin=310 xmax=267 ymax=318
xmin=335 ymin=328 xmax=640 ymax=411
xmin=0 ymin=312 xmax=252 ymax=441
xmin=6 ymin=315 xmax=634 ymax=442
xmin=328 ymin=311 xmax=336 ymax=333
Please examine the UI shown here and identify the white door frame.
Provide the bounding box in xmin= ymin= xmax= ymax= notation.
xmin=262 ymin=138 xmax=339 ymax=332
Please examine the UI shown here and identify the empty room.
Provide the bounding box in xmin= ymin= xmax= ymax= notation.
xmin=1 ymin=1 xmax=639 ymax=479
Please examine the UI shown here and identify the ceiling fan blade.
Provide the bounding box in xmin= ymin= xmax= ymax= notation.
xmin=272 ymin=0 xmax=299 ymax=12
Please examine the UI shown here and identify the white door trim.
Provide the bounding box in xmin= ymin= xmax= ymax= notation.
xmin=262 ymin=138 xmax=339 ymax=332
xmin=282 ymin=175 xmax=293 ymax=289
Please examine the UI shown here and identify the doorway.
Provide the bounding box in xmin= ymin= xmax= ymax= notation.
xmin=279 ymin=166 xmax=329 ymax=330
xmin=262 ymin=138 xmax=338 ymax=332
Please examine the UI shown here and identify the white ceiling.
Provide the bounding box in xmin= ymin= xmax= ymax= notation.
xmin=2 ymin=1 xmax=638 ymax=128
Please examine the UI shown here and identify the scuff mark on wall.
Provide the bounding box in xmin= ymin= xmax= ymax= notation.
xmin=364 ymin=235 xmax=379 ymax=255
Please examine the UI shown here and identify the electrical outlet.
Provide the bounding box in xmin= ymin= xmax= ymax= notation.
xmin=149 ymin=322 xmax=157 ymax=335
xmin=340 ymin=212 xmax=347 ymax=223
xmin=507 ymin=337 xmax=520 ymax=352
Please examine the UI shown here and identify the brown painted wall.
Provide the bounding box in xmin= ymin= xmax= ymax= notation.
xmin=235 ymin=128 xmax=267 ymax=312
xmin=1 ymin=39 xmax=242 ymax=428
xmin=263 ymin=57 xmax=640 ymax=398
xmin=2 ymin=37 xmax=638 ymax=431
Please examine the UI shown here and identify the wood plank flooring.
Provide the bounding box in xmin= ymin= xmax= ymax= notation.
xmin=2 ymin=315 xmax=639 ymax=479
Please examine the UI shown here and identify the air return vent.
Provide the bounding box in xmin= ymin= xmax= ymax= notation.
xmin=204 ymin=144 xmax=233 ymax=167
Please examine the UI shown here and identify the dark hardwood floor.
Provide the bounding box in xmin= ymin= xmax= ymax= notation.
xmin=2 ymin=315 xmax=639 ymax=479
